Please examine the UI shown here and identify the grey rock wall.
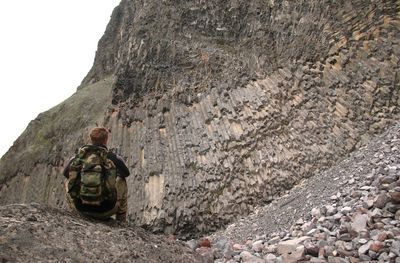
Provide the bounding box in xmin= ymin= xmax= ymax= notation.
xmin=103 ymin=0 xmax=400 ymax=236
xmin=110 ymin=48 xmax=399 ymax=236
xmin=0 ymin=0 xmax=399 ymax=237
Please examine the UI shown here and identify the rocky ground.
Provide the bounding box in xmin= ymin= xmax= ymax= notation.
xmin=1 ymin=122 xmax=400 ymax=262
xmin=188 ymin=122 xmax=400 ymax=262
xmin=0 ymin=203 xmax=203 ymax=263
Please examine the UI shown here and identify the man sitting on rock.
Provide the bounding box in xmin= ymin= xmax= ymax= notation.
xmin=63 ymin=127 xmax=130 ymax=222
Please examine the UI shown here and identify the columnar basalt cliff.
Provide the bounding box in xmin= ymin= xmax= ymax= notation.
xmin=0 ymin=0 xmax=399 ymax=237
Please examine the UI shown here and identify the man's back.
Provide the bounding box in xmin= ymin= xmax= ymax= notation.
xmin=63 ymin=127 xmax=130 ymax=222
xmin=63 ymin=146 xmax=130 ymax=179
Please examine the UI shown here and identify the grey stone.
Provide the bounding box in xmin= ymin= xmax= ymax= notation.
xmin=368 ymin=250 xmax=378 ymax=260
xmin=232 ymin=243 xmax=246 ymax=251
xmin=391 ymin=241 xmax=400 ymax=256
xmin=363 ymin=199 xmax=374 ymax=209
xmin=240 ymin=251 xmax=264 ymax=263
xmin=358 ymin=241 xmax=373 ymax=255
xmin=195 ymin=247 xmax=214 ymax=263
xmin=369 ymin=208 xmax=383 ymax=219
xmin=233 ymin=255 xmax=241 ymax=261
xmin=334 ymin=240 xmax=346 ymax=251
xmin=351 ymin=214 xmax=368 ymax=233
xmin=374 ymin=193 xmax=389 ymax=209
xmin=309 ymin=258 xmax=328 ymax=263
xmin=336 ymin=249 xmax=353 ymax=258
xmin=389 ymin=252 xmax=398 ymax=259
xmin=344 ymin=242 xmax=353 ymax=251
xmin=269 ymin=236 xmax=281 ymax=245
xmin=302 ymin=221 xmax=316 ymax=233
xmin=186 ymin=239 xmax=199 ymax=251
xmin=357 ymin=238 xmax=368 ymax=245
xmin=281 ymin=245 xmax=305 ymax=262
xmin=379 ymin=252 xmax=390 ymax=262
xmin=325 ymin=205 xmax=338 ymax=216
xmin=392 ymin=228 xmax=400 ymax=237
xmin=380 ymin=176 xmax=396 ymax=184
xmin=360 ymin=186 xmax=372 ymax=191
xmin=339 ymin=233 xmax=352 ymax=242
xmin=212 ymin=237 xmax=233 ymax=259
xmin=264 ymin=253 xmax=278 ymax=262
xmin=324 ymin=245 xmax=335 ymax=257
xmin=307 ymin=229 xmax=319 ymax=236
xmin=277 ymin=237 xmax=310 ymax=255
xmin=330 ymin=195 xmax=339 ymax=201
xmin=264 ymin=244 xmax=277 ymax=254
xmin=304 ymin=240 xmax=319 ymax=257
xmin=386 ymin=203 xmax=400 ymax=214
xmin=359 ymin=254 xmax=372 ymax=261
xmin=312 ymin=208 xmax=322 ymax=218
xmin=340 ymin=207 xmax=352 ymax=214
xmin=252 ymin=240 xmax=264 ymax=253
xmin=327 ymin=256 xmax=349 ymax=263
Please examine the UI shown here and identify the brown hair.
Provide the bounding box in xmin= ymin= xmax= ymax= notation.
xmin=89 ymin=127 xmax=109 ymax=145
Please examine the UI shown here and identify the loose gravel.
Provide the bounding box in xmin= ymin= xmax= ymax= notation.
xmin=189 ymin=122 xmax=400 ymax=262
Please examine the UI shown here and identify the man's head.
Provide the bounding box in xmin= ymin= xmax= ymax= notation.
xmin=89 ymin=127 xmax=109 ymax=146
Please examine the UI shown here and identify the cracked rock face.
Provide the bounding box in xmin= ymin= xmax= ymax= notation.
xmin=0 ymin=0 xmax=399 ymax=237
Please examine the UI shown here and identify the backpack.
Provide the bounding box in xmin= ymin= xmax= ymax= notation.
xmin=67 ymin=145 xmax=117 ymax=206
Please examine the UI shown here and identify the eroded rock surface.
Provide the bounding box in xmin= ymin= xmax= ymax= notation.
xmin=0 ymin=0 xmax=399 ymax=237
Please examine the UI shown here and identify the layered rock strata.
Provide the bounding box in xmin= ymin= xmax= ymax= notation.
xmin=0 ymin=0 xmax=399 ymax=237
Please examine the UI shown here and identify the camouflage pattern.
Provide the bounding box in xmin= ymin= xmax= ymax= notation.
xmin=65 ymin=176 xmax=128 ymax=221
xmin=68 ymin=145 xmax=116 ymax=206
xmin=65 ymin=145 xmax=127 ymax=221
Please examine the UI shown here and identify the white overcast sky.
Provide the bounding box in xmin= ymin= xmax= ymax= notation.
xmin=0 ymin=0 xmax=121 ymax=158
